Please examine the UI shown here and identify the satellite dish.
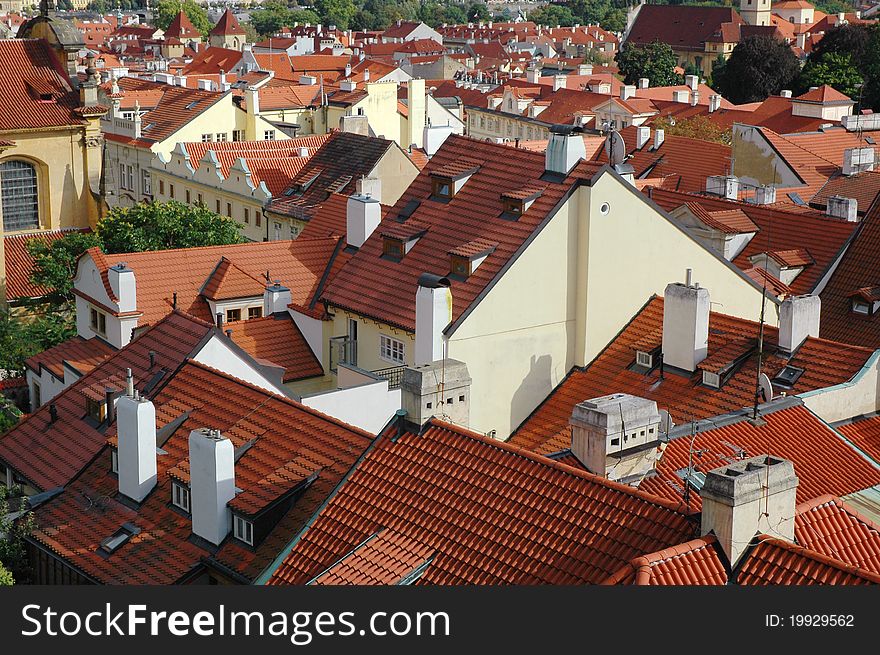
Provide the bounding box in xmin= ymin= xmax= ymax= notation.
xmin=659 ymin=409 xmax=675 ymax=436
xmin=605 ymin=129 xmax=627 ymax=167
xmin=759 ymin=373 xmax=774 ymax=403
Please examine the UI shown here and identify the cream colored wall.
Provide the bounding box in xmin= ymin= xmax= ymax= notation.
xmin=371 ymin=147 xmax=420 ymax=206
xmin=466 ymin=108 xmax=550 ymax=143
xmin=358 ymin=81 xmax=401 ymax=144
xmin=323 ymin=307 xmax=415 ymax=375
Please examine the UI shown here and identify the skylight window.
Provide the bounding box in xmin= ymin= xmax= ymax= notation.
xmin=98 ymin=522 xmax=141 ymax=556
xmin=772 ymin=365 xmax=804 ymax=388
xmin=185 ymin=100 xmax=200 ymax=110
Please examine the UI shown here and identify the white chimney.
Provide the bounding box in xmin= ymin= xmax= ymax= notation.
xmin=263 ymin=281 xmax=292 ymax=315
xmin=709 ymin=94 xmax=721 ymax=113
xmin=685 ymin=74 xmax=698 ymax=91
xmin=344 ymin=63 xmax=351 ymax=77
xmin=578 ymin=63 xmax=593 ymax=76
xmin=300 ymin=74 xmax=317 ymax=85
xmin=690 ymin=90 xmax=700 ymax=107
xmin=363 ymin=67 xmax=370 ymax=82
xmin=423 ymin=124 xmax=456 ymax=157
xmin=701 ymin=455 xmax=798 ymax=568
xmin=298 ymin=146 xmax=309 ymax=157
xmin=527 ymin=67 xmax=540 ymax=83
xmin=620 ymin=84 xmax=636 ymax=100
xmin=826 ymin=195 xmax=858 ymax=221
xmin=189 ymin=428 xmax=236 ymax=546
xmin=246 ymin=86 xmax=260 ymax=115
xmin=706 ymin=175 xmax=739 ymax=200
xmin=843 ymin=147 xmax=875 ymax=175
xmin=415 ymin=273 xmax=452 ymax=366
xmin=778 ymin=294 xmax=821 ymax=353
xmin=108 ymin=262 xmax=137 ymax=313
xmin=636 ymin=125 xmax=651 ymax=149
xmin=545 ymin=128 xmax=587 ymax=175
xmin=116 ymin=375 xmax=157 ymax=503
xmin=637 ymin=77 xmax=649 ymax=89
xmin=653 ymin=128 xmax=665 ymax=149
xmin=662 ymin=277 xmax=710 ymax=372
xmin=753 ymin=185 xmax=776 ymax=205
xmin=340 ymin=79 xmax=357 ymax=92
xmin=552 ymin=74 xmax=566 ymax=91
xmin=569 ymin=393 xmax=662 ymax=483
xmin=796 ymin=32 xmax=806 ymax=50
xmin=780 ymin=89 xmax=793 ymax=98
xmin=346 ymin=189 xmax=382 ymax=249
xmin=672 ymin=89 xmax=688 ymax=103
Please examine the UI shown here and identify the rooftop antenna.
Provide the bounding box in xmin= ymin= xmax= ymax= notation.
xmin=751 ymin=219 xmax=773 ymax=423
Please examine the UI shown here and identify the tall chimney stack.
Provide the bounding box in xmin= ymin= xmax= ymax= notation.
xmin=188 ymin=428 xmax=236 ymax=546
xmin=414 ymin=273 xmax=452 ymax=366
xmin=662 ymin=276 xmax=710 ymax=372
xmin=778 ymin=295 xmax=820 ymax=353
xmin=116 ymin=376 xmax=157 ymax=503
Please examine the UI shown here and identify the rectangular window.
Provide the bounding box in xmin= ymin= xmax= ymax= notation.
xmin=256 ymin=211 xmax=261 ymax=227
xmin=1 ymin=159 xmax=39 ymax=231
xmin=169 ymin=183 xmax=175 ymax=199
xmin=126 ymin=165 xmax=134 ymax=191
xmin=216 ymin=133 xmax=228 ymax=142
xmin=226 ymin=308 xmax=241 ymax=323
xmin=263 ymin=130 xmax=276 ymax=141
xmin=90 ymin=307 xmax=107 ymax=335
xmin=233 ymin=515 xmax=253 ymax=545
xmin=185 ymin=189 xmax=191 ymax=204
xmin=86 ymin=397 xmax=107 ymax=422
xmin=248 ymin=306 xmax=262 ymax=320
xmin=431 ymin=177 xmax=452 ymax=199
xmin=111 ymin=449 xmax=118 ymax=474
xmin=243 ymin=207 xmax=250 ymax=224
xmin=142 ymin=169 xmax=151 ymax=195
xmin=172 ymin=482 xmax=190 ymax=512
xmin=119 ymin=163 xmax=127 ymax=190
xmin=450 ymin=255 xmax=470 ymax=278
xmin=201 ymin=133 xmax=212 ymax=142
xmin=159 ymin=179 xmax=165 ymax=196
xmin=379 ymin=335 xmax=405 ymax=364
xmin=216 ymin=198 xmax=221 ymax=213
xmin=232 ymin=130 xmax=244 ymax=142
xmin=382 ymin=238 xmax=404 ymax=259
xmin=32 ymin=381 xmax=41 ymax=409
xmin=197 ymin=193 xmax=203 ymax=205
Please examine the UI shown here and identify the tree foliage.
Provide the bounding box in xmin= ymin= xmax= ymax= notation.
xmin=0 ymin=563 xmax=12 ymax=586
xmin=615 ymin=41 xmax=683 ymax=87
xmin=26 ymin=232 xmax=102 ymax=305
xmin=652 ymin=114 xmax=732 ymax=145
xmin=314 ymin=0 xmax=358 ymax=29
xmin=0 ymin=485 xmax=34 ymax=585
xmin=155 ymin=0 xmax=212 ymax=37
xmin=527 ymin=5 xmax=577 ymax=27
xmin=713 ymin=35 xmax=801 ymax=104
xmin=567 ymin=0 xmax=626 ymax=32
xmin=799 ymin=52 xmax=863 ymax=99
xmin=249 ymin=1 xmax=321 ymax=37
xmin=0 ymin=310 xmax=76 ymax=380
xmin=97 ymin=201 xmax=245 ymax=254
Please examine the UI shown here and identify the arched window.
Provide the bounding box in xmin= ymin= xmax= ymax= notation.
xmin=1 ymin=160 xmax=39 ymax=231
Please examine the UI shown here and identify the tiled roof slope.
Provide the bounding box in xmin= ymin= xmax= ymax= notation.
xmin=25 ymin=336 xmax=115 ymax=380
xmin=0 ymin=311 xmax=213 ymax=491
xmin=226 ymin=314 xmax=324 ymax=382
xmin=29 ymin=361 xmax=373 ymax=584
xmin=308 ymin=530 xmax=435 ymax=585
xmin=2 ymin=228 xmax=90 ymax=300
xmin=601 ymin=536 xmax=729 ymax=585
xmin=0 ymin=39 xmax=84 ymax=130
xmin=627 ymin=6 xmax=743 ymax=52
xmin=758 ymin=127 xmax=840 ymax=202
xmin=266 ymin=419 xmax=696 ymax=585
xmin=594 ymin=127 xmax=732 ymax=194
xmin=321 ymin=135 xmax=601 ymax=331
xmin=795 ymin=495 xmax=880 ymax=574
xmin=81 ymin=237 xmax=344 ymax=326
xmin=509 ymin=297 xmax=874 ymax=455
xmin=837 ymin=415 xmax=880 ymax=465
xmin=637 ymin=403 xmax=880 ymax=510
xmin=181 ymin=47 xmax=242 ymax=76
xmin=201 ymin=257 xmax=266 ymax=301
xmin=210 ymin=9 xmax=245 ymax=36
xmin=818 ymin=201 xmax=880 ymax=347
xmin=737 ymin=536 xmax=880 ymax=585
xmin=267 ymin=132 xmax=396 ymax=218
xmin=165 ymin=11 xmax=201 ymax=40
xmin=647 ymin=188 xmax=858 ymax=296
xmin=810 ymin=171 xmax=880 ymax=214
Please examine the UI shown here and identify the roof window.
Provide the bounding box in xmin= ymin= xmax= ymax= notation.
xmin=448 ymin=240 xmax=496 ymax=279
xmin=772 ymin=365 xmax=804 ymax=388
xmin=98 ymin=522 xmax=141 ymax=556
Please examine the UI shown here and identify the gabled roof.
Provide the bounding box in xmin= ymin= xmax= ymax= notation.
xmin=27 ymin=360 xmax=374 ymax=584
xmin=602 ymin=536 xmax=728 ymax=585
xmin=796 ymin=84 xmax=853 ymax=105
xmin=811 ymin=171 xmax=880 ymax=214
xmin=181 ymin=46 xmax=242 ymax=76
xmin=2 ymin=228 xmax=90 ymax=300
xmin=201 ymin=257 xmax=266 ymax=301
xmin=738 ymin=535 xmax=880 ymax=584
xmin=265 ymin=418 xmax=695 ymax=585
xmin=509 ymin=296 xmax=874 ymax=456
xmin=225 ymin=313 xmax=323 ymax=382
xmin=0 ymin=39 xmax=85 ymax=130
xmin=80 ymin=237 xmax=344 ymax=326
xmin=321 ymin=135 xmax=602 ymax=332
xmin=627 ymin=6 xmax=743 ymax=52
xmin=794 ymin=495 xmax=880 ymax=573
xmin=0 ymin=311 xmax=214 ymax=491
xmin=25 ymin=335 xmax=115 ymax=380
xmin=209 ymin=9 xmax=245 ymax=37
xmin=164 ymin=11 xmax=200 ymax=40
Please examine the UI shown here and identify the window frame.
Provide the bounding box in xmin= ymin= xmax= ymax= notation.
xmin=248 ymin=306 xmax=263 ymax=320
xmin=226 ymin=308 xmax=242 ymax=323
xmin=379 ymin=334 xmax=406 ymax=365
xmin=233 ymin=514 xmax=254 ymax=546
xmin=90 ymin=307 xmax=107 ymax=335
xmin=1 ymin=159 xmax=41 ymax=231
xmin=171 ymin=481 xmax=191 ymax=513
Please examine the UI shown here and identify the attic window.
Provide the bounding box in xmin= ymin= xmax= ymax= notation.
xmin=501 ymin=197 xmax=526 ymax=218
xmin=185 ymin=100 xmax=199 ymax=110
xmin=636 ymin=350 xmax=653 ymax=368
xmin=852 ymin=299 xmax=872 ymax=315
xmin=233 ymin=514 xmax=254 ymax=546
xmin=98 ymin=522 xmax=141 ymax=556
xmin=431 ymin=176 xmax=453 ymax=200
xmin=702 ymin=370 xmax=721 ymax=389
xmin=382 ymin=237 xmax=405 ymax=260
xmin=285 ymin=170 xmax=320 ymax=196
xmin=450 ymin=255 xmax=471 ymax=277
xmin=448 ymin=240 xmax=496 ymax=279
xmin=86 ymin=397 xmax=107 ymax=422
xmin=171 ymin=481 xmax=190 ymax=513
xmin=772 ymin=365 xmax=804 ymax=388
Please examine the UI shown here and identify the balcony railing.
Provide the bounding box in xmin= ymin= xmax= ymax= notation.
xmin=371 ymin=365 xmax=406 ymax=390
xmin=329 ymin=336 xmax=357 ymax=372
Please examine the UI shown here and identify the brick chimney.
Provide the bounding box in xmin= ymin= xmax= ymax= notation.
xmin=570 ymin=393 xmax=662 ymax=484
xmin=189 ymin=428 xmax=236 ymax=546
xmin=414 ymin=273 xmax=452 ymax=366
xmin=662 ymin=274 xmax=710 ymax=372
xmin=116 ymin=371 xmax=157 ymax=503
xmin=700 ymin=455 xmax=798 ymax=568
xmin=778 ymin=295 xmax=820 ymax=353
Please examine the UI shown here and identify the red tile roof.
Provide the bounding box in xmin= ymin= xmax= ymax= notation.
xmin=322 ymin=135 xmax=602 ymax=331
xmin=2 ymin=228 xmax=90 ymax=300
xmin=225 ymin=314 xmax=323 ymax=382
xmin=509 ymin=296 xmax=874 ymax=455
xmin=602 ymin=536 xmax=728 ymax=585
xmin=837 ymin=415 xmax=880 ymax=466
xmin=627 ymin=6 xmax=743 ymax=52
xmin=266 ymin=418 xmax=695 ymax=585
xmin=201 ymin=257 xmax=266 ymax=301
xmin=818 ymin=201 xmax=880 ymax=347
xmin=28 ymin=360 xmax=374 ymax=584
xmin=797 ymin=84 xmax=853 ymax=104
xmin=308 ymin=530 xmax=435 ymax=585
xmin=164 ymin=11 xmax=201 ymax=40
xmin=795 ymin=495 xmax=880 ymax=574
xmin=209 ymin=9 xmax=245 ymax=37
xmin=25 ymin=336 xmax=115 ymax=380
xmin=737 ymin=535 xmax=880 ymax=584
xmin=0 ymin=311 xmax=213 ymax=491
xmin=0 ymin=39 xmax=85 ymax=130
xmin=648 ymin=188 xmax=858 ymax=296
xmin=181 ymin=46 xmax=242 ymax=76
xmin=758 ymin=127 xmax=840 ymax=202
xmin=811 ymin=171 xmax=880 ymax=215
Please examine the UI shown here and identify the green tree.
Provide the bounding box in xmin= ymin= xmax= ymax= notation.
xmin=26 ymin=232 xmax=102 ymax=305
xmin=314 ymin=0 xmax=357 ymax=29
xmin=0 ymin=563 xmax=13 ymax=586
xmin=0 ymin=395 xmax=22 ymax=435
xmin=97 ymin=201 xmax=245 ymax=254
xmin=652 ymin=114 xmax=732 ymax=145
xmin=155 ymin=0 xmax=212 ymax=37
xmin=567 ymin=0 xmax=625 ymax=32
xmin=615 ymin=41 xmax=683 ymax=87
xmin=87 ymin=0 xmax=110 ymax=12
xmin=799 ymin=52 xmax=863 ymax=99
xmin=0 ymin=310 xmax=76 ymax=380
xmin=809 ymin=23 xmax=872 ymax=72
xmin=0 ymin=485 xmax=34 ymax=585
xmin=467 ymin=2 xmax=490 ymax=22
xmin=249 ymin=1 xmax=293 ymax=36
xmin=528 ymin=5 xmax=576 ymax=27
xmin=714 ymin=35 xmax=801 ymax=104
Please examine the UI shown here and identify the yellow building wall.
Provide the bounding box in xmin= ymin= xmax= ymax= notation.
xmin=323 ymin=307 xmax=416 ymax=375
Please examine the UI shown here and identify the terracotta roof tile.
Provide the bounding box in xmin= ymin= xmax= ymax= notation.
xmin=602 ymin=536 xmax=728 ymax=585
xmin=201 ymin=257 xmax=266 ymax=301
xmin=209 ymin=9 xmax=245 ymax=37
xmin=308 ymin=530 xmax=435 ymax=585
xmin=266 ymin=418 xmax=695 ymax=585
xmin=225 ymin=314 xmax=324 ymax=382
xmin=509 ymin=297 xmax=875 ymax=456
xmin=628 ymin=6 xmax=743 ymax=52
xmin=738 ymin=536 xmax=880 ymax=584
xmin=27 ymin=361 xmax=374 ymax=584
xmin=794 ymin=495 xmax=880 ymax=574
xmin=164 ymin=11 xmax=200 ymax=40
xmin=2 ymin=228 xmax=90 ymax=300
xmin=25 ymin=336 xmax=115 ymax=380
xmin=181 ymin=46 xmax=242 ymax=76
xmin=811 ymin=171 xmax=880 ymax=215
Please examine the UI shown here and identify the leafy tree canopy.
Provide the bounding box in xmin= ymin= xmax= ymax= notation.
xmin=527 ymin=4 xmax=577 ymax=27
xmin=615 ymin=40 xmax=683 ymax=87
xmin=652 ymin=114 xmax=732 ymax=145
xmin=26 ymin=232 xmax=102 ymax=305
xmin=713 ymin=35 xmax=800 ymax=104
xmin=799 ymin=51 xmax=863 ymax=99
xmin=314 ymin=0 xmax=358 ymax=29
xmin=0 ymin=485 xmax=34 ymax=585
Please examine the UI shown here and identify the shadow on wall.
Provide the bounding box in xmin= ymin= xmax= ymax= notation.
xmin=510 ymin=353 xmax=554 ymax=438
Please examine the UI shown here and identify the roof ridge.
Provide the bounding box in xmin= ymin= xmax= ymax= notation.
xmin=755 ymin=534 xmax=880 ymax=583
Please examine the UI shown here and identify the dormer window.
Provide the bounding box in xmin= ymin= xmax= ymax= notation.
xmin=380 ymin=223 xmax=428 ymax=261
xmin=171 ymin=481 xmax=190 ymax=513
xmin=86 ymin=397 xmax=107 ymax=422
xmin=500 ymin=183 xmax=545 ymax=220
xmin=383 ymin=237 xmax=405 ymax=259
xmin=429 ymin=160 xmax=481 ymax=202
xmin=636 ymin=350 xmax=653 ymax=368
xmin=702 ymin=370 xmax=721 ymax=389
xmin=450 ymin=255 xmax=470 ymax=277
xmin=90 ymin=307 xmax=107 ymax=335
xmin=431 ymin=176 xmax=453 ymax=200
xmin=448 ymin=240 xmax=497 ymax=279
xmin=233 ymin=514 xmax=254 ymax=546
xmin=853 ymin=299 xmax=871 ymax=315
xmin=772 ymin=365 xmax=804 ymax=388
xmin=848 ymin=287 xmax=880 ymax=315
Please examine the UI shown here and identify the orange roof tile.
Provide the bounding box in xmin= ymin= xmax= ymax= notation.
xmin=25 ymin=336 xmax=115 ymax=380
xmin=225 ymin=313 xmax=323 ymax=382
xmin=2 ymin=228 xmax=90 ymax=300
xmin=738 ymin=536 xmax=880 ymax=584
xmin=308 ymin=530 xmax=435 ymax=585
xmin=509 ymin=297 xmax=874 ymax=456
xmin=201 ymin=257 xmax=266 ymax=301
xmin=794 ymin=495 xmax=880 ymax=574
xmin=164 ymin=11 xmax=200 ymax=40
xmin=209 ymin=9 xmax=245 ymax=37
xmin=602 ymin=536 xmax=728 ymax=585
xmin=266 ymin=418 xmax=695 ymax=585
